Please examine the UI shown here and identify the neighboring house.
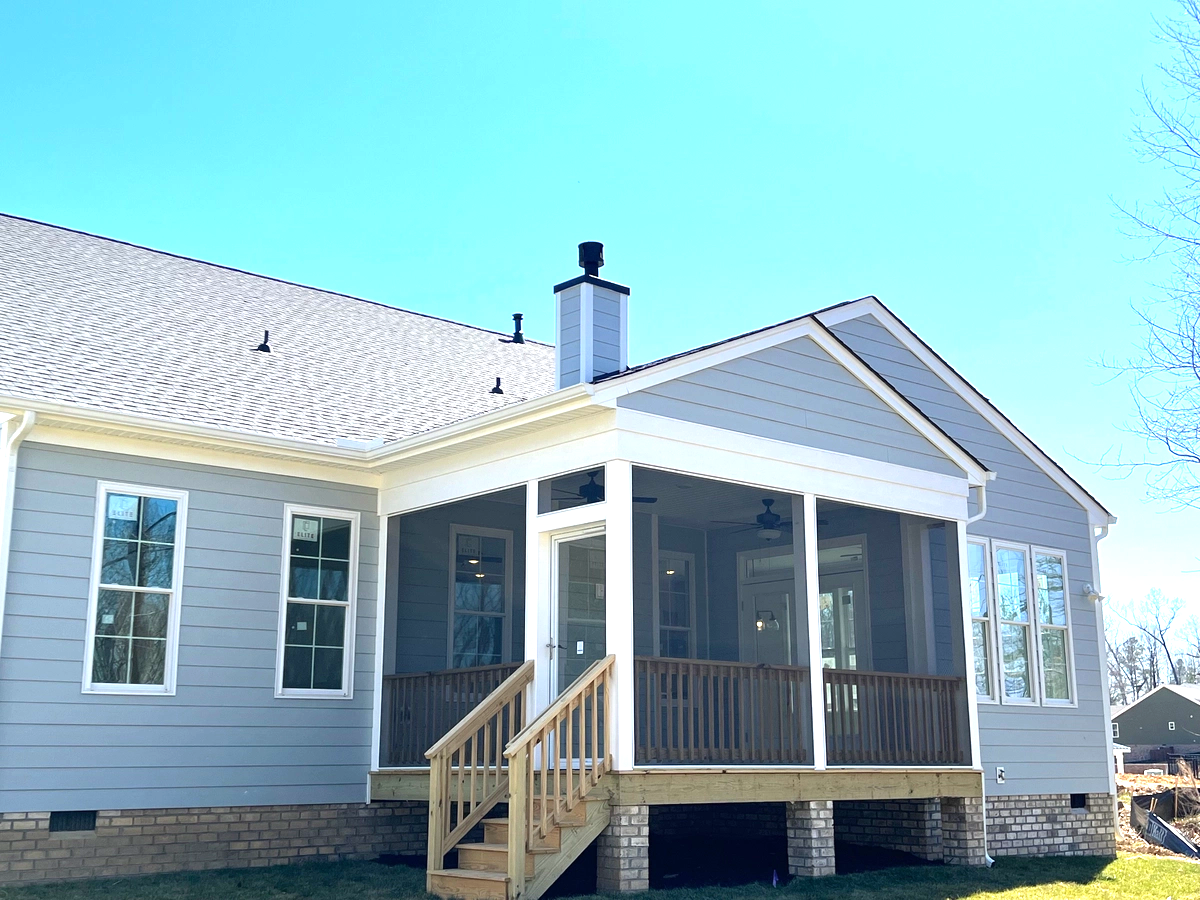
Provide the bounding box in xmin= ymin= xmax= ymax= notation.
xmin=0 ymin=216 xmax=1119 ymax=894
xmin=1112 ymin=685 xmax=1200 ymax=760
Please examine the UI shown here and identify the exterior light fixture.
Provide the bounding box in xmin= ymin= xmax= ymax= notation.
xmin=755 ymin=610 xmax=780 ymax=632
xmin=665 ymin=569 xmax=676 ymax=575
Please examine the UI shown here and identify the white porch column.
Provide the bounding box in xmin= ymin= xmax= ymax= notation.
xmin=953 ymin=520 xmax=982 ymax=769
xmin=524 ymin=479 xmax=551 ymax=713
xmin=605 ymin=459 xmax=636 ymax=771
xmin=803 ymin=493 xmax=827 ymax=769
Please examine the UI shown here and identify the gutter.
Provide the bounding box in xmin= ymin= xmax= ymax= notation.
xmin=0 ymin=411 xmax=37 ymax=666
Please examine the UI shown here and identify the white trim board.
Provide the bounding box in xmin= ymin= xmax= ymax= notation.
xmin=815 ymin=299 xmax=1115 ymax=527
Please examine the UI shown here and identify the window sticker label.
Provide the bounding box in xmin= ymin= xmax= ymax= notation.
xmin=107 ymin=495 xmax=139 ymax=521
xmin=293 ymin=517 xmax=320 ymax=542
xmin=296 ymin=621 xmax=308 ymax=631
xmin=101 ymin=614 xmax=115 ymax=625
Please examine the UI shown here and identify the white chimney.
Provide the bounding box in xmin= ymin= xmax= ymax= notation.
xmin=554 ymin=241 xmax=629 ymax=389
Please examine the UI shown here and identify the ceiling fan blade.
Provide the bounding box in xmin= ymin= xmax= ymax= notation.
xmin=633 ymin=496 xmax=658 ymax=504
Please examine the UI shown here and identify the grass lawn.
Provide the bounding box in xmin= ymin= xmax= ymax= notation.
xmin=0 ymin=856 xmax=1195 ymax=900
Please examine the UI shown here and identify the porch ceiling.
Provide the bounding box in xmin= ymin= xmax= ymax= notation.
xmin=632 ymin=467 xmax=795 ymax=530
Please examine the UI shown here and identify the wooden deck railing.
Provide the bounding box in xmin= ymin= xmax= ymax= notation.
xmin=824 ymin=668 xmax=966 ymax=766
xmin=634 ymin=656 xmax=810 ymax=765
xmin=423 ymin=661 xmax=534 ymax=880
xmin=383 ymin=662 xmax=521 ymax=767
xmin=504 ymin=655 xmax=615 ymax=900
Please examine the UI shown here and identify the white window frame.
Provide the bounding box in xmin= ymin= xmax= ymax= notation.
xmin=1031 ymin=546 xmax=1077 ymax=708
xmin=653 ymin=549 xmax=697 ymax=659
xmin=992 ymin=540 xmax=1039 ymax=706
xmin=967 ymin=538 xmax=998 ymax=704
xmin=447 ymin=524 xmax=514 ymax=668
xmin=82 ymin=481 xmax=189 ymax=696
xmin=1112 ymin=723 xmax=1120 ymax=739
xmin=274 ymin=504 xmax=360 ymax=699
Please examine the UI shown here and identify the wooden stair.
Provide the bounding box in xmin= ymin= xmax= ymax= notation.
xmin=429 ymin=796 xmax=611 ymax=900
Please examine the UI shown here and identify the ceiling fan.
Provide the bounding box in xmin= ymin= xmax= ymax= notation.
xmin=720 ymin=498 xmax=793 ymax=541
xmin=552 ymin=471 xmax=658 ymax=506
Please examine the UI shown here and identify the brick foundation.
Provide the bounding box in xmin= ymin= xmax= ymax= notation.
xmin=942 ymin=796 xmax=986 ymax=865
xmin=985 ymin=793 xmax=1116 ymax=858
xmin=596 ymin=804 xmax=649 ymax=892
xmin=0 ymin=801 xmax=426 ymax=884
xmin=785 ymin=800 xmax=835 ymax=877
xmin=834 ymin=799 xmax=942 ymax=861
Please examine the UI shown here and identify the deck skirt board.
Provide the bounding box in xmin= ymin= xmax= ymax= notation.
xmin=370 ymin=768 xmax=983 ymax=804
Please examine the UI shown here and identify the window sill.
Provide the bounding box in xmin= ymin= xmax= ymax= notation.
xmin=83 ymin=685 xmax=175 ymax=697
xmin=275 ymin=689 xmax=354 ymax=700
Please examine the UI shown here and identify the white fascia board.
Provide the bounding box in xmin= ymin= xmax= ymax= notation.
xmin=0 ymin=384 xmax=598 ymax=484
xmin=615 ymin=409 xmax=970 ymax=521
xmin=816 ymin=299 xmax=1116 ymax=527
xmin=590 ymin=317 xmax=988 ymax=487
xmin=379 ymin=412 xmax=620 ymax=516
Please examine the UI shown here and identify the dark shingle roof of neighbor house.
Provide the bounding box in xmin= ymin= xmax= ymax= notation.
xmin=0 ymin=214 xmax=557 ymax=446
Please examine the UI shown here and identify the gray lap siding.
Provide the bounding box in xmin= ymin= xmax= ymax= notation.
xmin=0 ymin=443 xmax=378 ymax=812
xmin=830 ymin=315 xmax=1111 ymax=797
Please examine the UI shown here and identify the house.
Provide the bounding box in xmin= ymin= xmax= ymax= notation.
xmin=1112 ymin=685 xmax=1200 ymax=762
xmin=0 ymin=216 xmax=1119 ymax=893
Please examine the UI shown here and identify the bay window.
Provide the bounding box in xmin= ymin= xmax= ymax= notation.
xmin=276 ymin=506 xmax=359 ymax=697
xmin=84 ymin=483 xmax=187 ymax=694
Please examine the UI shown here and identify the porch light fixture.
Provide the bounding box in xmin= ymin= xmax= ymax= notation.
xmin=665 ymin=569 xmax=676 ymax=575
xmin=474 ymin=572 xmax=485 ymax=579
xmin=757 ymin=527 xmax=782 ymax=542
xmin=755 ymin=610 xmax=780 ymax=632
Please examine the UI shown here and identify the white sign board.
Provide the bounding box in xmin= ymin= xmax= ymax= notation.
xmin=107 ymin=495 xmax=139 ymax=522
xmin=293 ymin=517 xmax=320 ymax=542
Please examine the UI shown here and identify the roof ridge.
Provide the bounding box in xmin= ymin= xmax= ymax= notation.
xmin=0 ymin=212 xmax=554 ymax=348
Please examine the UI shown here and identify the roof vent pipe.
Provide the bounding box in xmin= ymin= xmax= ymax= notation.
xmin=512 ymin=313 xmax=525 ymax=344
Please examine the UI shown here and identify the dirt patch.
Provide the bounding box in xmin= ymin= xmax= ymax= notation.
xmin=1116 ymin=769 xmax=1200 ymax=858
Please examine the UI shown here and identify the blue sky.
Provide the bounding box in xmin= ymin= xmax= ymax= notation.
xmin=0 ymin=1 xmax=1192 ymax=609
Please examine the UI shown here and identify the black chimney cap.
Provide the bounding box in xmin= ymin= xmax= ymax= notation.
xmin=552 ymin=241 xmax=630 ymax=295
xmin=578 ymin=242 xmax=604 ymax=277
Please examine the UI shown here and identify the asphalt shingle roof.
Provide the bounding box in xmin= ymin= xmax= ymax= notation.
xmin=0 ymin=215 xmax=557 ymax=446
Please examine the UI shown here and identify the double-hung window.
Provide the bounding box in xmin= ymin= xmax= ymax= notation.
xmin=657 ymin=552 xmax=695 ymax=659
xmin=993 ymin=543 xmax=1035 ymax=703
xmin=277 ymin=506 xmax=359 ymax=698
xmin=84 ymin=483 xmax=187 ymax=694
xmin=449 ymin=525 xmax=512 ymax=668
xmin=966 ymin=541 xmax=995 ymax=702
xmin=1033 ymin=549 xmax=1073 ymax=703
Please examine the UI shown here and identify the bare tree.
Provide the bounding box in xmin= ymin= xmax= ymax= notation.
xmin=1112 ymin=589 xmax=1187 ymax=686
xmin=1112 ymin=0 xmax=1200 ymax=505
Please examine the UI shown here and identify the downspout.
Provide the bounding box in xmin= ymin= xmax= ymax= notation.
xmin=0 ymin=411 xmax=37 ymax=665
xmin=963 ymin=475 xmax=994 ymax=864
xmin=1089 ymin=522 xmax=1118 ymax=839
xmin=965 ymin=476 xmax=992 ymax=526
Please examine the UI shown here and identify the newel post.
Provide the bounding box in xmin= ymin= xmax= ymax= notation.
xmin=604 ymin=459 xmax=635 ymax=771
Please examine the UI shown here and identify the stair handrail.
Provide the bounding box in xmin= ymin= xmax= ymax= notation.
xmin=424 ymin=659 xmax=535 ymax=879
xmin=503 ymin=654 xmax=615 ymax=899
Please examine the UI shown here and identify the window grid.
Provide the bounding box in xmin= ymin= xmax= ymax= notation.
xmin=448 ymin=526 xmax=512 ymax=669
xmin=277 ymin=507 xmax=358 ymax=698
xmin=993 ymin=543 xmax=1036 ymax=704
xmin=657 ymin=554 xmax=693 ymax=659
xmin=84 ymin=484 xmax=187 ymax=695
xmin=1033 ymin=550 xmax=1072 ymax=703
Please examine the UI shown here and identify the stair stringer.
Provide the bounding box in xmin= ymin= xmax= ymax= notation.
xmin=518 ymin=796 xmax=612 ymax=900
